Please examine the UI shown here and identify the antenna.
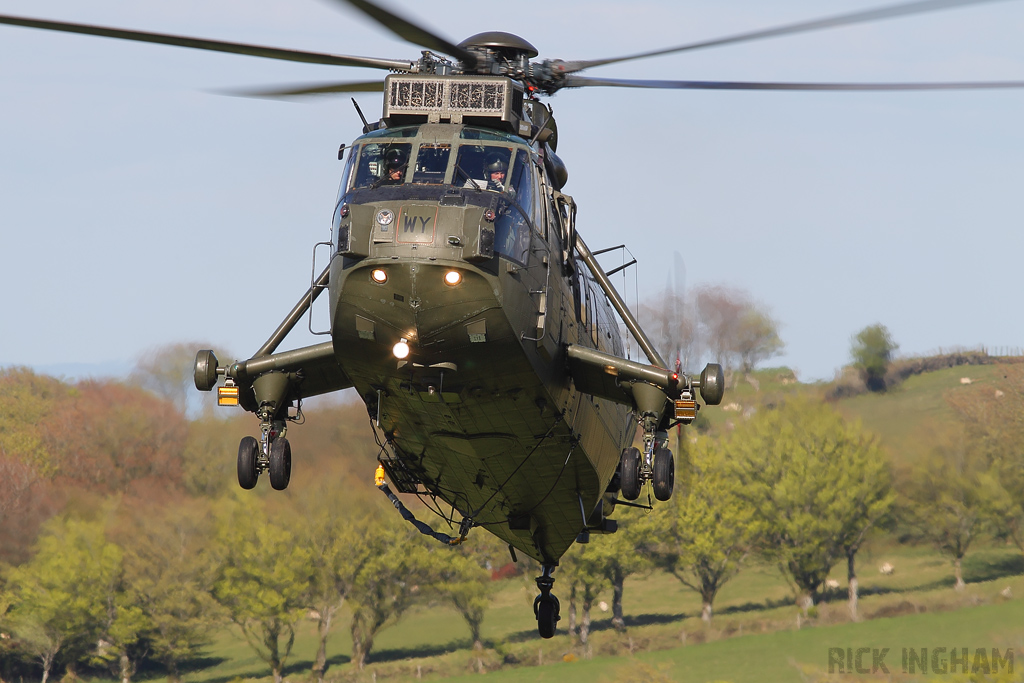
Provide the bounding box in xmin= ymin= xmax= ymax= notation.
xmin=351 ymin=97 xmax=370 ymax=133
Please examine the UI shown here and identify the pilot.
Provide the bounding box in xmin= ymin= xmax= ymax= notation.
xmin=484 ymin=153 xmax=508 ymax=191
xmin=382 ymin=148 xmax=408 ymax=185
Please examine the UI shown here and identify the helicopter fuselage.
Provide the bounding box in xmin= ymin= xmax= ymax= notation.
xmin=327 ymin=122 xmax=634 ymax=563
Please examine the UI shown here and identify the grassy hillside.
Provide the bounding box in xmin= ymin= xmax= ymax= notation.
xmin=694 ymin=362 xmax=1015 ymax=466
xmin=834 ymin=363 xmax=1009 ymax=463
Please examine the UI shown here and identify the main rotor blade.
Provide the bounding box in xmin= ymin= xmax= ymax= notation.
xmin=0 ymin=14 xmax=413 ymax=71
xmin=327 ymin=0 xmax=478 ymax=68
xmin=559 ymin=0 xmax=1017 ymax=73
xmin=224 ymin=80 xmax=385 ymax=98
xmin=562 ymin=75 xmax=1024 ymax=91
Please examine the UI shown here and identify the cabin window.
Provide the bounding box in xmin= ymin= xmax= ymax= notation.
xmin=460 ymin=128 xmax=524 ymax=143
xmin=411 ymin=144 xmax=451 ymax=184
xmin=453 ymin=145 xmax=513 ymax=191
xmin=510 ymin=150 xmax=538 ymax=227
xmin=493 ymin=200 xmax=529 ymax=265
xmin=352 ymin=142 xmax=414 ymax=188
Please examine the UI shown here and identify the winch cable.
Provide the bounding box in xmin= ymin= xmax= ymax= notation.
xmin=375 ymin=470 xmax=469 ymax=546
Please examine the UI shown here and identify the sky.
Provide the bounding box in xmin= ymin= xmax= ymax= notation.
xmin=1 ymin=0 xmax=1022 ymax=383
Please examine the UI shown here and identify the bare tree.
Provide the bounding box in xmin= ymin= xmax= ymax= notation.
xmin=130 ymin=342 xmax=230 ymax=417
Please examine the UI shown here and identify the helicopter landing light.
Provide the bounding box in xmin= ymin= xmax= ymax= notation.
xmin=393 ymin=338 xmax=411 ymax=359
xmin=674 ymin=399 xmax=697 ymax=421
xmin=443 ymin=270 xmax=462 ymax=286
xmin=217 ymin=384 xmax=240 ymax=407
xmin=371 ymin=269 xmax=388 ymax=284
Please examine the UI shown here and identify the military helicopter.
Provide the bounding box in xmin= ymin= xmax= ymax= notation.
xmin=4 ymin=0 xmax=1023 ymax=639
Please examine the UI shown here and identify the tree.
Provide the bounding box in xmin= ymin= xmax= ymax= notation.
xmin=431 ymin=549 xmax=493 ymax=671
xmin=902 ymin=444 xmax=997 ymax=591
xmin=733 ymin=308 xmax=784 ymax=373
xmin=587 ymin=512 xmax=653 ymax=632
xmin=347 ymin=527 xmax=435 ymax=670
xmin=213 ymin=497 xmax=313 ymax=683
xmin=695 ymin=286 xmax=746 ymax=371
xmin=646 ymin=440 xmax=755 ymax=625
xmin=4 ymin=516 xmax=122 ymax=683
xmin=42 ymin=380 xmax=187 ymax=495
xmin=694 ymin=286 xmax=784 ymax=374
xmin=114 ymin=498 xmax=220 ymax=683
xmin=639 ymin=255 xmax=698 ymax=370
xmin=297 ymin=487 xmax=376 ymax=683
xmin=558 ymin=544 xmax=607 ymax=657
xmin=946 ymin=365 xmax=1024 ymax=553
xmin=0 ymin=369 xmax=67 ymax=565
xmin=850 ymin=324 xmax=898 ymax=392
xmin=130 ymin=342 xmax=230 ymax=418
xmin=729 ymin=399 xmax=893 ymax=614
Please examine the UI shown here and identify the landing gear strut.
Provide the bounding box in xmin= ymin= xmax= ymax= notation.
xmin=533 ymin=565 xmax=560 ymax=639
xmin=234 ymin=396 xmax=292 ymax=491
xmin=618 ymin=425 xmax=674 ymax=502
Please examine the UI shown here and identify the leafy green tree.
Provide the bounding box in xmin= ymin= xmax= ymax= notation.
xmin=0 ymin=368 xmax=65 ymax=477
xmin=434 ymin=550 xmax=492 ymax=651
xmin=734 ymin=308 xmax=784 ymax=373
xmin=179 ymin=416 xmax=249 ymax=499
xmin=431 ymin=547 xmax=493 ymax=672
xmin=296 ymin=486 xmax=376 ymax=683
xmin=729 ymin=399 xmax=893 ymax=614
xmin=347 ymin=529 xmax=436 ymax=669
xmin=213 ymin=497 xmax=313 ymax=683
xmin=585 ymin=512 xmax=652 ymax=632
xmin=4 ymin=516 xmax=122 ymax=683
xmin=114 ymin=499 xmax=220 ymax=683
xmin=91 ymin=596 xmax=147 ymax=683
xmin=902 ymin=446 xmax=997 ymax=590
xmin=558 ymin=544 xmax=607 ymax=656
xmin=646 ymin=440 xmax=755 ymax=624
xmin=850 ymin=324 xmax=898 ymax=392
xmin=0 ymin=369 xmax=67 ymax=563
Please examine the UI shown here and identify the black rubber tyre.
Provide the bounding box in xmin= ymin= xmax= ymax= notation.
xmin=237 ymin=436 xmax=259 ymax=490
xmin=620 ymin=447 xmax=642 ymax=501
xmin=269 ymin=437 xmax=292 ymax=491
xmin=535 ymin=596 xmax=559 ymax=639
xmin=653 ymin=448 xmax=675 ymax=501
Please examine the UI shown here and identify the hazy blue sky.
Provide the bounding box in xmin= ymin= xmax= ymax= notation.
xmin=2 ymin=0 xmax=1022 ymax=382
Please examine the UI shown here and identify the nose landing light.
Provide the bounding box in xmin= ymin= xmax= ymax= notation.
xmin=371 ymin=269 xmax=388 ymax=284
xmin=444 ymin=270 xmax=462 ymax=286
xmin=393 ymin=338 xmax=411 ymax=359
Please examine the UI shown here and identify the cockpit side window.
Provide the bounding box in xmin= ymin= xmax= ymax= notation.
xmin=509 ymin=149 xmax=535 ymax=223
xmin=336 ymin=145 xmax=359 ymax=203
xmin=411 ymin=144 xmax=451 ymax=184
xmin=352 ymin=142 xmax=413 ymax=189
xmin=454 ymin=145 xmax=513 ymax=191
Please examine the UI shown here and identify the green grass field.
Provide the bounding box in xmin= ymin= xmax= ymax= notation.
xmin=175 ymin=542 xmax=1023 ymax=683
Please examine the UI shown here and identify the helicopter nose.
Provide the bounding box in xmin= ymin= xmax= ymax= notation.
xmin=336 ymin=259 xmax=497 ymax=364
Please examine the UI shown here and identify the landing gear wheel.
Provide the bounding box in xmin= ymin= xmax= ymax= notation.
xmin=653 ymin=448 xmax=675 ymax=501
xmin=269 ymin=437 xmax=291 ymax=491
xmin=620 ymin=447 xmax=642 ymax=501
xmin=237 ymin=436 xmax=259 ymax=490
xmin=534 ymin=595 xmax=560 ymax=639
